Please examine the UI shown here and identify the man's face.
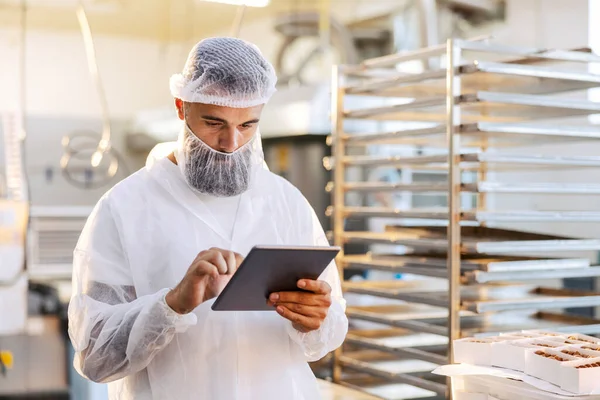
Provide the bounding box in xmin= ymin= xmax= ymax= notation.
xmin=174 ymin=99 xmax=264 ymax=197
xmin=175 ymin=99 xmax=263 ymax=153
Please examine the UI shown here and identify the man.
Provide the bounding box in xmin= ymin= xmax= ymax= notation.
xmin=68 ymin=37 xmax=348 ymax=400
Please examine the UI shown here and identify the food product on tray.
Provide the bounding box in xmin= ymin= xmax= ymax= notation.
xmin=532 ymin=342 xmax=559 ymax=348
xmin=565 ymin=339 xmax=585 ymax=344
xmin=534 ymin=351 xmax=570 ymax=361
xmin=582 ymin=345 xmax=600 ymax=352
xmin=561 ymin=350 xmax=593 ymax=358
xmin=568 ymin=335 xmax=598 ymax=344
xmin=575 ymin=362 xmax=600 ymax=369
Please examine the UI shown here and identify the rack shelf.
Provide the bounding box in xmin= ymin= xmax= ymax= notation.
xmin=339 ymin=352 xmax=447 ymax=396
xmin=333 ymin=152 xmax=600 ymax=169
xmin=341 ymin=254 xmax=600 ymax=283
xmin=346 ymin=308 xmax=600 ymax=337
xmin=345 ymin=91 xmax=600 ymax=122
xmin=344 ymin=281 xmax=600 ymax=313
xmin=330 ymin=40 xmax=600 ymax=399
xmin=339 ymin=181 xmax=600 ymax=195
xmin=344 ymin=61 xmax=600 ymax=98
xmin=344 ymin=329 xmax=448 ymax=365
xmin=337 ymin=122 xmax=600 ymax=148
xmin=339 ymin=229 xmax=600 ymax=254
xmin=333 ymin=207 xmax=600 ymax=222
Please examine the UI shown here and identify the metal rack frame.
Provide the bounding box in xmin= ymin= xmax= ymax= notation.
xmin=329 ymin=39 xmax=600 ymax=399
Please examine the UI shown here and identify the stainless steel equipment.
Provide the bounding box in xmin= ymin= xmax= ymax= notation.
xmin=263 ymin=136 xmax=332 ymax=230
xmin=329 ymin=40 xmax=600 ymax=399
xmin=26 ymin=206 xmax=92 ymax=281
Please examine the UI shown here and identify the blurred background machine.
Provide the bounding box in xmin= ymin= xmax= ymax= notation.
xmin=1 ymin=108 xmax=69 ymax=397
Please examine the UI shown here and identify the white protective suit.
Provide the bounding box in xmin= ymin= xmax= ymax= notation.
xmin=68 ymin=125 xmax=348 ymax=399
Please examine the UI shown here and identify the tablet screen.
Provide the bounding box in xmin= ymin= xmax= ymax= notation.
xmin=211 ymin=245 xmax=340 ymax=311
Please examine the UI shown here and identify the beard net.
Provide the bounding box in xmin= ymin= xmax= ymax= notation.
xmin=176 ymin=124 xmax=261 ymax=197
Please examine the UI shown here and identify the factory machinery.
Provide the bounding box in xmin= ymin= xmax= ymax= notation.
xmin=328 ymin=39 xmax=600 ymax=399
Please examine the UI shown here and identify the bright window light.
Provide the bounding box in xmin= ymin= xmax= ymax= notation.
xmin=197 ymin=0 xmax=270 ymax=7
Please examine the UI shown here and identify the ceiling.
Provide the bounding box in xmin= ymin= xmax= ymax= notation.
xmin=0 ymin=0 xmax=404 ymax=41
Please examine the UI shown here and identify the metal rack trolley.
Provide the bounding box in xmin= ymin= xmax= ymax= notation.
xmin=328 ymin=39 xmax=600 ymax=399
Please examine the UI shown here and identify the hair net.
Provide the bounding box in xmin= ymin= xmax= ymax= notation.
xmin=170 ymin=37 xmax=277 ymax=108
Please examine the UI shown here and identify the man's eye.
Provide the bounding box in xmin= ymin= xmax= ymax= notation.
xmin=241 ymin=123 xmax=254 ymax=129
xmin=205 ymin=121 xmax=222 ymax=127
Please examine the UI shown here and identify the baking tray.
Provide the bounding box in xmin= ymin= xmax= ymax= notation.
xmin=344 ymin=91 xmax=600 ymax=122
xmin=342 ymin=253 xmax=591 ymax=273
xmin=344 ymin=329 xmax=448 ymax=365
xmin=339 ymin=123 xmax=600 ymax=148
xmin=341 ymin=182 xmax=448 ymax=193
xmin=339 ymin=351 xmax=447 ymax=396
xmin=336 ymin=206 xmax=600 ymax=223
xmin=342 ymin=225 xmax=600 ymax=255
xmin=346 ymin=329 xmax=449 ymax=348
xmin=336 ymin=152 xmax=600 ymax=170
xmin=456 ymin=41 xmax=600 ymax=64
xmin=346 ymin=306 xmax=600 ymax=337
xmin=340 ymin=180 xmax=600 ymax=195
xmin=349 ymin=41 xmax=600 ymax=72
xmin=344 ymin=61 xmax=600 ymax=98
xmin=459 ymin=122 xmax=600 ymax=144
xmin=344 ymin=281 xmax=600 ymax=313
xmin=464 ymin=182 xmax=600 ymax=194
xmin=342 ymin=230 xmax=600 ymax=255
xmin=338 ymin=378 xmax=440 ymax=400
xmin=346 ymin=304 xmax=459 ymax=336
xmin=317 ymin=380 xmax=383 ymax=400
xmin=339 ymin=125 xmax=445 ymax=146
xmin=464 ymin=267 xmax=600 ymax=284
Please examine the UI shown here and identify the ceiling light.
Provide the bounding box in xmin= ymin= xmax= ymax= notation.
xmin=197 ymin=0 xmax=270 ymax=7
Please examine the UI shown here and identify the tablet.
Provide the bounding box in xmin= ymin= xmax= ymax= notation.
xmin=211 ymin=245 xmax=340 ymax=311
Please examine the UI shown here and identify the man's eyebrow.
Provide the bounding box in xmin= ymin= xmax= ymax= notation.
xmin=201 ymin=115 xmax=228 ymax=123
xmin=200 ymin=116 xmax=260 ymax=125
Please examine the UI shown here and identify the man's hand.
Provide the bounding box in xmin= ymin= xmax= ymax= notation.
xmin=166 ymin=248 xmax=243 ymax=315
xmin=268 ymin=280 xmax=332 ymax=333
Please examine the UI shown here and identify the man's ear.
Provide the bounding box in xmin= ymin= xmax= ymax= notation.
xmin=175 ymin=98 xmax=184 ymax=120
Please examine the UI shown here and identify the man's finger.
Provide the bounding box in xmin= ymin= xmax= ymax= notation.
xmin=224 ymin=251 xmax=237 ymax=275
xmin=274 ymin=302 xmax=327 ymax=319
xmin=234 ymin=252 xmax=244 ymax=267
xmin=194 ymin=260 xmax=219 ymax=278
xmin=276 ymin=306 xmax=321 ymax=331
xmin=297 ymin=279 xmax=331 ymax=295
xmin=206 ymin=251 xmax=228 ymax=274
xmin=269 ymin=291 xmax=323 ymax=306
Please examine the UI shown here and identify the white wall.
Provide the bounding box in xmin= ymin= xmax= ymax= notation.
xmin=485 ymin=0 xmax=589 ymax=49
xmin=0 ymin=29 xmax=190 ymax=118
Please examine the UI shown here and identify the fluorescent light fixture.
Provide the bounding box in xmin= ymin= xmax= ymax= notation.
xmin=197 ymin=0 xmax=270 ymax=7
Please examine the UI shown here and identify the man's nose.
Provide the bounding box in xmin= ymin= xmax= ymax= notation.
xmin=218 ymin=127 xmax=240 ymax=153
